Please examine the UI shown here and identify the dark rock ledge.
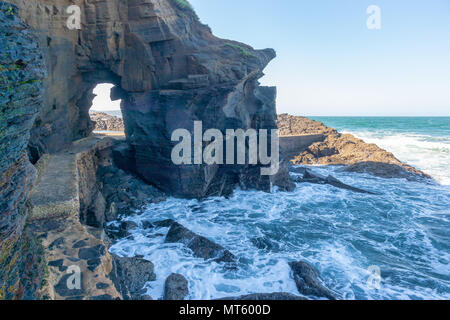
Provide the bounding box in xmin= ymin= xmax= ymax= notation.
xmin=291 ymin=167 xmax=380 ymax=195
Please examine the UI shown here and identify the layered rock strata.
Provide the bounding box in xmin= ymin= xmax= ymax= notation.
xmin=9 ymin=0 xmax=288 ymax=198
xmin=0 ymin=3 xmax=46 ymax=299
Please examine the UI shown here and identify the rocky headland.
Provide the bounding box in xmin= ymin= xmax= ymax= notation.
xmin=90 ymin=112 xmax=125 ymax=132
xmin=278 ymin=114 xmax=431 ymax=181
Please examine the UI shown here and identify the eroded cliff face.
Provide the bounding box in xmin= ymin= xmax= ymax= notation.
xmin=9 ymin=0 xmax=280 ymax=198
xmin=0 ymin=3 xmax=47 ymax=299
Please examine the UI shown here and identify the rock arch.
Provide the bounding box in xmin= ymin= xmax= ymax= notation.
xmin=9 ymin=0 xmax=282 ymax=198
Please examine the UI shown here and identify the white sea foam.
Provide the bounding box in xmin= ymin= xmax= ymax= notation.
xmin=344 ymin=130 xmax=450 ymax=185
xmin=109 ymin=167 xmax=450 ymax=300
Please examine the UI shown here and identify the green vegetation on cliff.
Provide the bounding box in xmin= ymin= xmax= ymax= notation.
xmin=172 ymin=0 xmax=193 ymax=10
xmin=225 ymin=43 xmax=258 ymax=58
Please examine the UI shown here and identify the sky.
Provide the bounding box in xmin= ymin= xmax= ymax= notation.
xmin=92 ymin=0 xmax=450 ymax=116
xmin=91 ymin=83 xmax=121 ymax=112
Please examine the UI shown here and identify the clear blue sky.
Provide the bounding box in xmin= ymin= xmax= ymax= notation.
xmin=189 ymin=0 xmax=450 ymax=116
xmin=92 ymin=0 xmax=450 ymax=116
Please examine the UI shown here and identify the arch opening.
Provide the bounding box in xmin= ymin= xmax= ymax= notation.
xmin=89 ymin=83 xmax=125 ymax=136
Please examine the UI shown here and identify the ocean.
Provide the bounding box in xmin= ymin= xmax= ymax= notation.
xmin=95 ymin=109 xmax=123 ymax=118
xmin=109 ymin=117 xmax=450 ymax=300
xmin=312 ymin=117 xmax=450 ymax=185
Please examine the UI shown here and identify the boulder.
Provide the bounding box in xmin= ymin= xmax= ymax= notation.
xmin=98 ymin=164 xmax=167 ymax=219
xmin=110 ymin=255 xmax=156 ymax=300
xmin=164 ymin=221 xmax=236 ymax=263
xmin=106 ymin=220 xmax=138 ymax=240
xmin=163 ymin=273 xmax=189 ymax=300
xmin=289 ymin=261 xmax=337 ymax=300
xmin=250 ymin=237 xmax=280 ymax=252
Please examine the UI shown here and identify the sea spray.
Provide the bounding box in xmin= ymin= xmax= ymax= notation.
xmin=110 ymin=165 xmax=450 ymax=300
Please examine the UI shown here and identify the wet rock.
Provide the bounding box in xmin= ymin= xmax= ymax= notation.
xmin=98 ymin=164 xmax=167 ymax=219
xmin=289 ymin=166 xmax=307 ymax=175
xmin=219 ymin=292 xmax=305 ymax=300
xmin=165 ymin=222 xmax=236 ymax=263
xmin=142 ymin=221 xmax=154 ymax=229
xmin=110 ymin=255 xmax=156 ymax=300
xmin=106 ymin=220 xmax=138 ymax=240
xmin=164 ymin=273 xmax=189 ymax=300
xmin=153 ymin=219 xmax=176 ymax=228
xmin=120 ymin=221 xmax=138 ymax=232
xmin=251 ymin=237 xmax=280 ymax=252
xmin=270 ymin=160 xmax=296 ymax=192
xmin=106 ymin=202 xmax=118 ymax=222
xmin=294 ymin=169 xmax=378 ymax=195
xmin=289 ymin=261 xmax=337 ymax=300
xmin=325 ymin=175 xmax=379 ymax=195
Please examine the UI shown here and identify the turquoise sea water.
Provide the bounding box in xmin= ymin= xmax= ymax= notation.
xmin=312 ymin=117 xmax=450 ymax=185
xmin=109 ymin=117 xmax=450 ymax=300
